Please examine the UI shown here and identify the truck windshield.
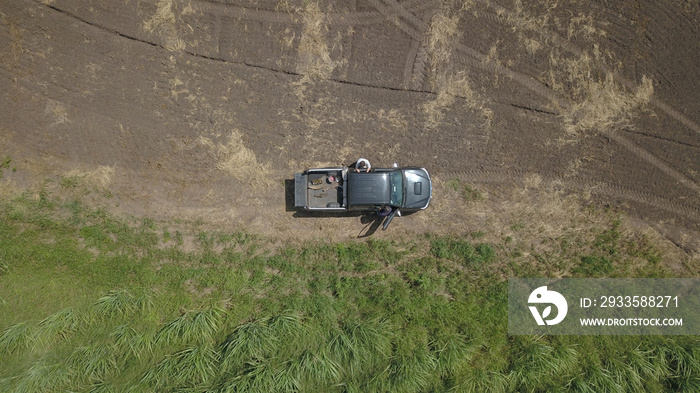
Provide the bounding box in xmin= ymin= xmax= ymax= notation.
xmin=389 ymin=171 xmax=404 ymax=206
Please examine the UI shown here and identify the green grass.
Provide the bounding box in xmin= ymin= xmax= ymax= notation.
xmin=0 ymin=192 xmax=698 ymax=392
xmin=0 ymin=155 xmax=11 ymax=178
xmin=446 ymin=178 xmax=484 ymax=202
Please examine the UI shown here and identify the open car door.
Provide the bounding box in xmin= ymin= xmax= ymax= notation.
xmin=381 ymin=209 xmax=400 ymax=231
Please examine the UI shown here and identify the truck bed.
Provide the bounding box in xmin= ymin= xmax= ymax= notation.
xmin=294 ymin=168 xmax=347 ymax=210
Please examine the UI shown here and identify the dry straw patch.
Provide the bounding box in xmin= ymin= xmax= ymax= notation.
xmin=567 ymin=13 xmax=608 ymax=40
xmin=295 ymin=1 xmax=340 ymax=80
xmin=478 ymin=175 xmax=620 ymax=275
xmin=495 ymin=0 xmax=554 ymax=55
xmin=0 ymin=14 xmax=25 ymax=69
xmin=418 ymin=175 xmax=489 ymax=231
xmin=143 ymin=0 xmax=191 ymax=51
xmin=418 ymin=174 xmax=625 ymax=266
xmin=0 ymin=180 xmax=19 ymax=201
xmin=423 ymin=6 xmax=492 ymax=129
xmin=495 ymin=1 xmax=649 ymax=139
xmin=292 ymin=1 xmax=348 ymax=128
xmin=45 ymin=100 xmax=71 ymax=126
xmin=556 ymin=51 xmax=654 ymax=138
xmin=426 ymin=10 xmax=460 ymax=75
xmin=375 ymin=109 xmax=409 ymax=131
xmin=199 ymin=131 xmax=273 ymax=189
xmin=61 ymin=166 xmax=116 ymax=193
xmin=497 ymin=174 xmax=607 ymax=241
xmin=423 ymin=72 xmax=493 ymax=130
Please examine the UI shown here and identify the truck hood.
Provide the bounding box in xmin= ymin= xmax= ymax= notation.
xmin=403 ymin=168 xmax=432 ymax=209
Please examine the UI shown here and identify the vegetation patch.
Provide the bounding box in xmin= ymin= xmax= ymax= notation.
xmin=446 ymin=178 xmax=484 ymax=202
xmin=0 ymin=155 xmax=11 ymax=174
xmin=0 ymin=193 xmax=698 ymax=392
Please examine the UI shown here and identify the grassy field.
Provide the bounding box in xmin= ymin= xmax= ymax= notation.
xmin=1 ymin=190 xmax=699 ymax=392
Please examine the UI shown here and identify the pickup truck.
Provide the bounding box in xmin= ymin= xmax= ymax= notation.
xmin=294 ymin=166 xmax=432 ymax=229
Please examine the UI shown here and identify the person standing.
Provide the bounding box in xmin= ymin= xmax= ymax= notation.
xmin=377 ymin=205 xmax=393 ymax=217
xmin=355 ymin=158 xmax=371 ymax=172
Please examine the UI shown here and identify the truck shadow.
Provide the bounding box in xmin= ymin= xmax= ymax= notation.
xmin=358 ymin=214 xmax=384 ymax=237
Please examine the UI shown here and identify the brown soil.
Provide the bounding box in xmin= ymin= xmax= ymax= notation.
xmin=1 ymin=0 xmax=699 ymax=252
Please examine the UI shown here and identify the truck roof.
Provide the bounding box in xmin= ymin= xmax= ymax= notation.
xmin=346 ymin=172 xmax=392 ymax=206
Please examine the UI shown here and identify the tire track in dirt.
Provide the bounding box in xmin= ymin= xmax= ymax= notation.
xmin=28 ymin=0 xmax=428 ymax=95
xmin=169 ymin=0 xmax=432 ymax=27
xmin=378 ymin=0 xmax=437 ymax=90
xmin=355 ymin=0 xmax=443 ymax=92
xmin=406 ymin=43 xmax=430 ymax=90
xmin=451 ymin=45 xmax=563 ymax=106
xmin=221 ymin=0 xmax=699 ymax=201
xmin=462 ymin=0 xmax=700 ymax=197
xmin=607 ymin=131 xmax=700 ymax=195
xmin=622 ymin=129 xmax=700 ymax=149
xmin=475 ymin=0 xmax=700 ymax=137
xmin=367 ymin=0 xmax=562 ymax=106
xmin=172 ymin=0 xmax=374 ymax=25
xmin=439 ymin=169 xmax=700 ymax=222
xmin=587 ymin=0 xmax=700 ymax=136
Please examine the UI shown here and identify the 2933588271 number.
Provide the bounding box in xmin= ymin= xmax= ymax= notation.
xmin=600 ymin=295 xmax=678 ymax=308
